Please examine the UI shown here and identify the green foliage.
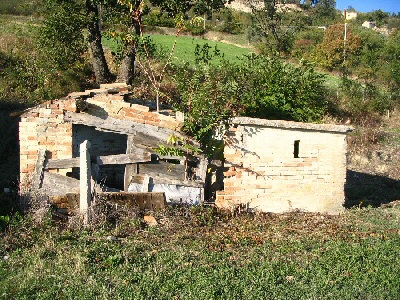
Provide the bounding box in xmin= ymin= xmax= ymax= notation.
xmin=104 ymin=34 xmax=161 ymax=64
xmin=0 ymin=215 xmax=10 ymax=231
xmin=184 ymin=19 xmax=206 ymax=35
xmin=354 ymin=28 xmax=386 ymax=81
xmin=313 ymin=23 xmax=363 ymax=71
xmin=38 ymin=0 xmax=87 ymax=70
xmin=309 ymin=0 xmax=341 ymax=26
xmin=339 ymin=77 xmax=393 ymax=119
xmin=383 ymin=30 xmax=400 ymax=96
xmin=0 ymin=0 xmax=40 ymax=15
xmin=357 ymin=10 xmax=391 ymax=27
xmin=215 ymin=9 xmax=242 ymax=34
xmin=143 ymin=8 xmax=175 ymax=27
xmin=171 ymin=55 xmax=327 ymax=154
xmin=291 ymin=27 xmax=324 ymax=59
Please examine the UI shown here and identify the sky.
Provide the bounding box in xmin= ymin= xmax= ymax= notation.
xmin=336 ymin=0 xmax=400 ymax=14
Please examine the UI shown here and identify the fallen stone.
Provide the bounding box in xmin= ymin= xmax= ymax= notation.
xmin=144 ymin=215 xmax=158 ymax=227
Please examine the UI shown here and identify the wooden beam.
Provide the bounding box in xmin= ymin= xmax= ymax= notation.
xmin=124 ymin=135 xmax=137 ymax=192
xmin=98 ymin=192 xmax=167 ymax=211
xmin=196 ymin=156 xmax=208 ymax=182
xmin=131 ymin=174 xmax=204 ymax=188
xmin=80 ymin=140 xmax=91 ymax=224
xmin=96 ymin=151 xmax=151 ymax=165
xmin=46 ymin=158 xmax=80 ymax=169
xmin=31 ymin=150 xmax=47 ymax=190
xmin=49 ymin=192 xmax=167 ymax=211
xmin=46 ymin=151 xmax=152 ymax=169
xmin=138 ymin=161 xmax=186 ymax=181
xmin=64 ymin=111 xmax=181 ymax=142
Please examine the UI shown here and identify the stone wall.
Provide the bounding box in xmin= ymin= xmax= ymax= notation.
xmin=19 ymin=83 xmax=182 ymax=186
xmin=216 ymin=117 xmax=352 ymax=214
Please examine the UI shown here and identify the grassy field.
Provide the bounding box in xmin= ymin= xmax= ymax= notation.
xmin=1 ymin=206 xmax=399 ymax=299
xmin=103 ymin=34 xmax=253 ymax=65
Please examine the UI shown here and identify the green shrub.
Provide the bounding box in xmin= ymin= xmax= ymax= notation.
xmin=171 ymin=54 xmax=327 ymax=155
xmin=339 ymin=77 xmax=393 ymax=120
xmin=143 ymin=9 xmax=176 ymax=28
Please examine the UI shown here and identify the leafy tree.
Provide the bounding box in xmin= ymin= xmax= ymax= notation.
xmin=383 ymin=29 xmax=400 ymax=98
xmin=355 ymin=28 xmax=385 ymax=83
xmin=247 ymin=0 xmax=305 ymax=55
xmin=216 ymin=9 xmax=242 ymax=34
xmin=193 ymin=0 xmax=230 ymax=16
xmin=313 ymin=23 xmax=362 ymax=71
xmin=39 ymin=0 xmax=87 ymax=71
xmin=310 ymin=0 xmax=339 ymax=25
xmin=39 ymin=0 xmax=232 ymax=84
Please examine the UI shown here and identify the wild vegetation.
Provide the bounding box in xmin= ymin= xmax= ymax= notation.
xmin=1 ymin=199 xmax=400 ymax=299
xmin=1 ymin=1 xmax=400 ymax=297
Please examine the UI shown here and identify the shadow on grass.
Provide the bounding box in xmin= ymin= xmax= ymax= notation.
xmin=345 ymin=169 xmax=400 ymax=208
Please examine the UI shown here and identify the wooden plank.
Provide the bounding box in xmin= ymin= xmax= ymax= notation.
xmin=46 ymin=151 xmax=152 ymax=169
xmin=97 ymin=152 xmax=151 ymax=165
xmin=131 ymin=174 xmax=204 ymax=188
xmin=50 ymin=192 xmax=167 ymax=211
xmin=80 ymin=140 xmax=91 ymax=221
xmin=100 ymin=192 xmax=167 ymax=211
xmin=124 ymin=135 xmax=136 ymax=192
xmin=46 ymin=158 xmax=80 ymax=169
xmin=138 ymin=161 xmax=186 ymax=181
xmin=195 ymin=156 xmax=208 ymax=182
xmin=32 ymin=150 xmax=47 ymax=190
xmin=64 ymin=111 xmax=182 ymax=142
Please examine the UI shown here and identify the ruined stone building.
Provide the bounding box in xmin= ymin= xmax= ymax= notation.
xmin=18 ymin=83 xmax=207 ymax=208
xmin=18 ymin=85 xmax=352 ymax=214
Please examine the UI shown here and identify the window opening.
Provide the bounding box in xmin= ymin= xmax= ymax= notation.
xmin=294 ymin=140 xmax=300 ymax=158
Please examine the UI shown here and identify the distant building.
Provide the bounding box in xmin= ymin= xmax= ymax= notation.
xmin=343 ymin=10 xmax=358 ymax=20
xmin=362 ymin=21 xmax=376 ymax=29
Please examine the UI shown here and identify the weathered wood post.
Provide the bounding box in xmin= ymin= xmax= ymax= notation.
xmin=80 ymin=140 xmax=91 ymax=224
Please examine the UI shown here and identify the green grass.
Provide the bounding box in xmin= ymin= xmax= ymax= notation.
xmin=103 ymin=34 xmax=253 ymax=65
xmin=1 ymin=206 xmax=400 ymax=299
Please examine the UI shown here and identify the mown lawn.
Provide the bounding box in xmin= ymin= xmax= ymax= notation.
xmin=1 ymin=206 xmax=399 ymax=299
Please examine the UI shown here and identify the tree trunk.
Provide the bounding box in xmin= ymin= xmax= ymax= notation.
xmin=86 ymin=0 xmax=113 ymax=84
xmin=117 ymin=42 xmax=136 ymax=85
xmin=117 ymin=19 xmax=141 ymax=85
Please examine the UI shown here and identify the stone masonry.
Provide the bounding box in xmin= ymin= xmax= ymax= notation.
xmin=216 ymin=117 xmax=353 ymax=214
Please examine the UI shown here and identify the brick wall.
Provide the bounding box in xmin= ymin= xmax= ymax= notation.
xmin=19 ymin=100 xmax=75 ymax=183
xmin=216 ymin=118 xmax=352 ymax=214
xmin=19 ymin=83 xmax=182 ymax=186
